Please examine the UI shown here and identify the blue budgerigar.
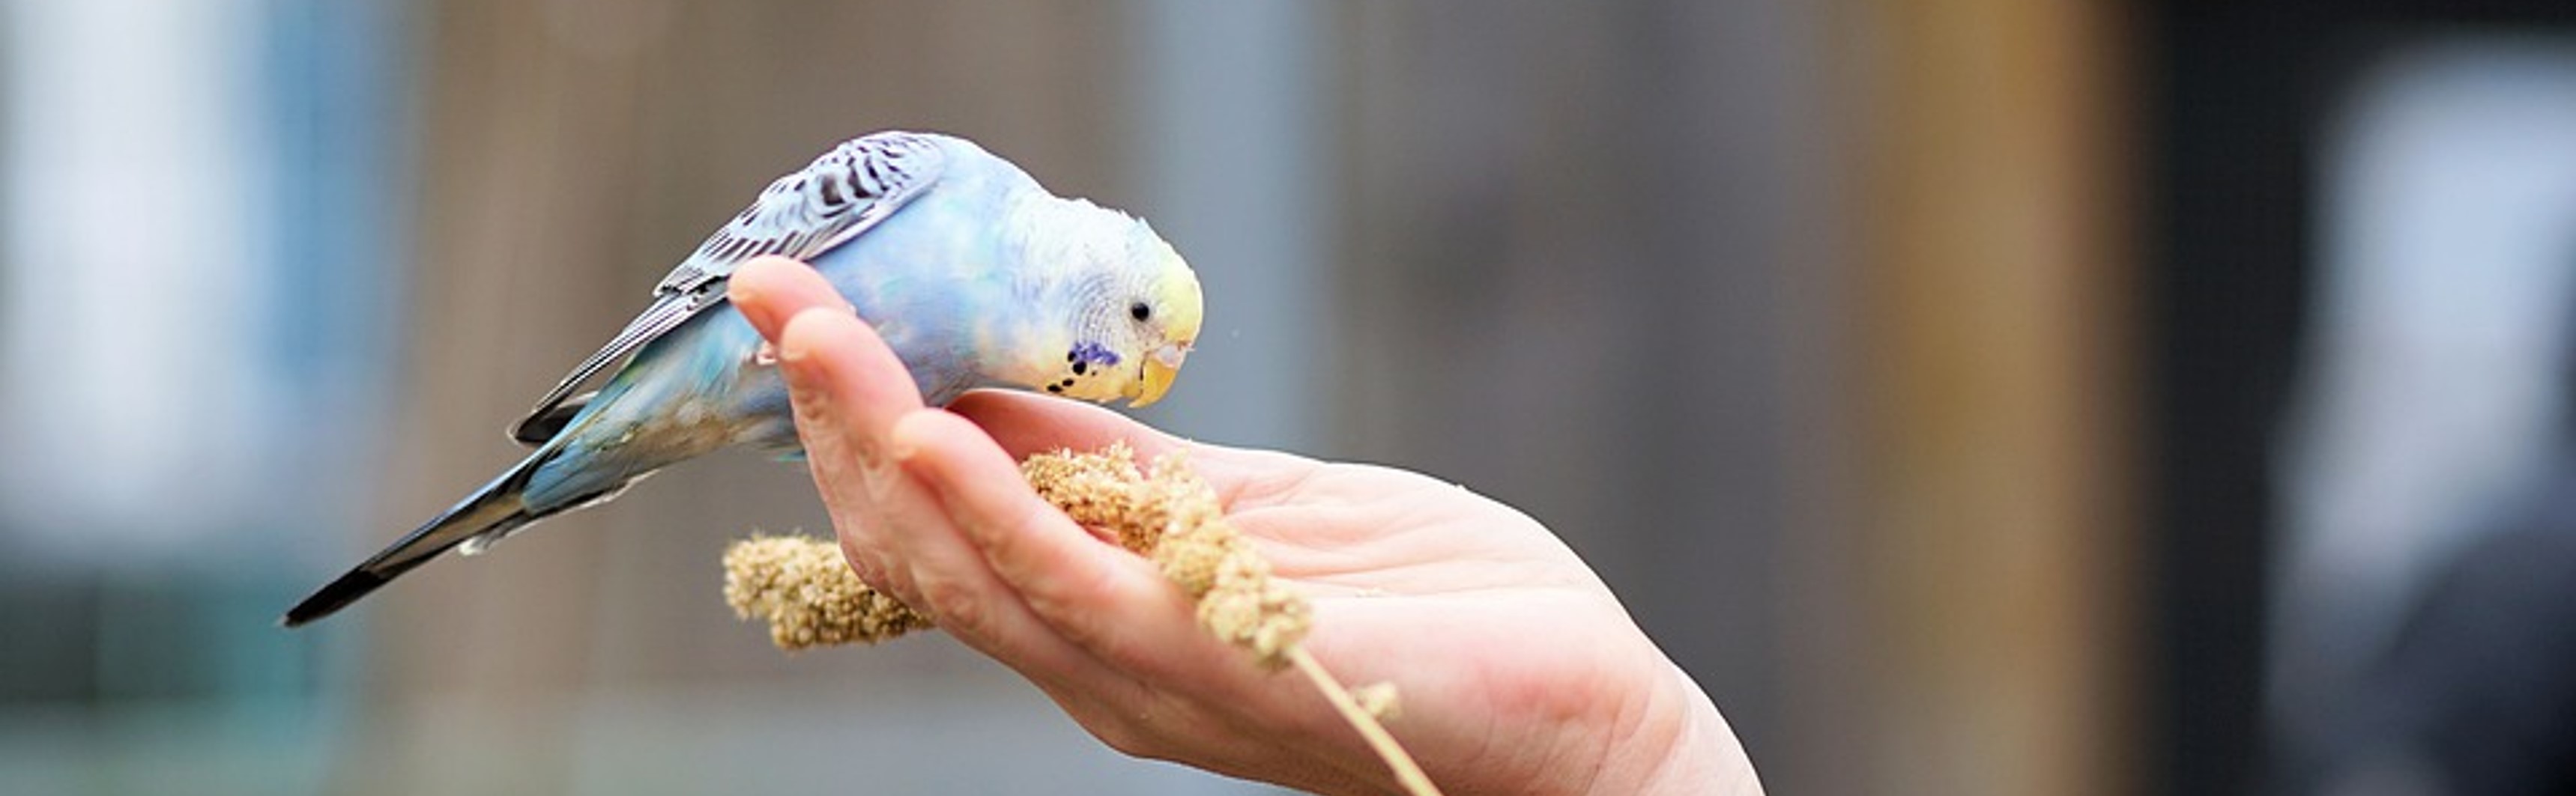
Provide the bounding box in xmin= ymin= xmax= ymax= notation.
xmin=282 ymin=131 xmax=1203 ymax=627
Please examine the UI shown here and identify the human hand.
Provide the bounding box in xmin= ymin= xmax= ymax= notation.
xmin=727 ymin=257 xmax=1762 ymax=795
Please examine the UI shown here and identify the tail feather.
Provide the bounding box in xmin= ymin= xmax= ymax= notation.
xmin=280 ymin=568 xmax=399 ymax=629
xmin=280 ymin=462 xmax=544 ymax=628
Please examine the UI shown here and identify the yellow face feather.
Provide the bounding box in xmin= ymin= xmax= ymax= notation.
xmin=1128 ymin=249 xmax=1201 ymax=407
xmin=1015 ymin=233 xmax=1201 ymax=408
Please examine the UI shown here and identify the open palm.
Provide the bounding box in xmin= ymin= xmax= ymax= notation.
xmin=729 ymin=257 xmax=1756 ymax=795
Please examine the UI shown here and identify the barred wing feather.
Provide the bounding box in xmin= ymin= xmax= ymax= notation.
xmin=507 ymin=132 xmax=947 ymax=445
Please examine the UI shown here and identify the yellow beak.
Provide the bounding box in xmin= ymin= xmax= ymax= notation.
xmin=1129 ymin=343 xmax=1189 ymax=407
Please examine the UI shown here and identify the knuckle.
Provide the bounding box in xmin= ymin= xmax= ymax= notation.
xmin=835 ymin=537 xmax=885 ymax=584
xmin=1024 ymin=561 xmax=1122 ymax=646
xmin=786 ymin=377 xmax=833 ymax=424
xmin=1085 ymin=714 xmax=1161 ymax=759
xmin=915 ymin=574 xmax=982 ymax=635
xmin=953 ymin=490 xmax=1047 ymax=562
xmin=1059 ymin=681 xmax=1188 ymax=762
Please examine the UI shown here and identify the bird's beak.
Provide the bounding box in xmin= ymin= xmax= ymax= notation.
xmin=1129 ymin=343 xmax=1189 ymax=407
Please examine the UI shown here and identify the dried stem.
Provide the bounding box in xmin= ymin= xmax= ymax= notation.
xmin=1292 ymin=648 xmax=1445 ymax=796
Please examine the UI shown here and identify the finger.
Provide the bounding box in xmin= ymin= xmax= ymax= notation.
xmin=896 ymin=412 xmax=1332 ymax=766
xmin=770 ymin=311 xmax=1129 ymax=690
xmin=727 ymin=256 xmax=847 ymax=340
xmin=947 ymin=390 xmax=1188 ymax=461
xmin=812 ymin=448 xmax=1122 ymax=696
xmin=892 ymin=408 xmax=1212 ymax=676
xmin=772 ymin=306 xmax=924 ymax=598
xmin=736 ymin=261 xmax=1173 ymax=711
xmin=948 ymin=390 xmax=1323 ymax=508
xmin=778 ymin=308 xmax=922 ymax=492
xmin=775 ymin=359 xmax=1104 ymax=685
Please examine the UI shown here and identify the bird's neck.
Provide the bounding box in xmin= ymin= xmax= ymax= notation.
xmin=976 ymin=195 xmax=1118 ymax=392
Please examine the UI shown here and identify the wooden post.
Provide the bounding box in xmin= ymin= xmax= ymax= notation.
xmin=1846 ymin=1 xmax=2138 ymax=794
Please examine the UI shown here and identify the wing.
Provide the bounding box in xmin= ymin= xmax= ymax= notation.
xmin=507 ymin=131 xmax=949 ymax=446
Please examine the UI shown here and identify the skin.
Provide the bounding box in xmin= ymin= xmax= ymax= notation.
xmin=728 ymin=257 xmax=1764 ymax=795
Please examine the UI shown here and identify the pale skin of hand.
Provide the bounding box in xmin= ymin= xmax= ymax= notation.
xmin=727 ymin=257 xmax=1763 ymax=795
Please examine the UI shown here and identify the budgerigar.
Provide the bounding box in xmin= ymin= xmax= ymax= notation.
xmin=282 ymin=131 xmax=1202 ymax=627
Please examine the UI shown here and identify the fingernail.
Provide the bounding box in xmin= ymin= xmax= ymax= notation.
xmin=775 ymin=317 xmax=817 ymax=388
xmin=778 ymin=350 xmax=816 ymax=395
xmin=888 ymin=412 xmax=928 ymax=463
xmin=779 ymin=306 xmax=842 ymax=361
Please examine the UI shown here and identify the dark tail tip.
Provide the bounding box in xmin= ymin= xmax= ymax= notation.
xmin=280 ymin=568 xmax=393 ymax=628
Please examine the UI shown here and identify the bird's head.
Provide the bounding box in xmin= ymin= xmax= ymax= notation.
xmin=1015 ymin=203 xmax=1203 ymax=408
xmin=1122 ymin=238 xmax=1203 ymax=407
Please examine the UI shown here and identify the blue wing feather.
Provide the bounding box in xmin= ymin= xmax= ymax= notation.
xmin=508 ymin=133 xmax=948 ymax=445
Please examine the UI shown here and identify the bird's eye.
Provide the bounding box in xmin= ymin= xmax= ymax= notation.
xmin=1130 ymin=302 xmax=1152 ymax=322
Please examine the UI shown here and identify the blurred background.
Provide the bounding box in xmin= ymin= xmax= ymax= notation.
xmin=5 ymin=1 xmax=2576 ymax=794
